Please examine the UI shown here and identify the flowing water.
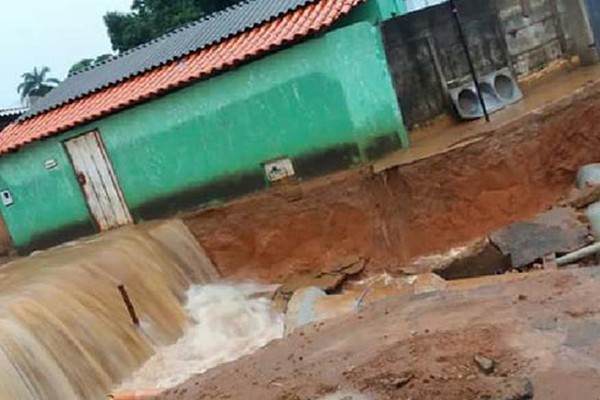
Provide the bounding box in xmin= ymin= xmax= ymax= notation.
xmin=118 ymin=283 xmax=284 ymax=390
xmin=0 ymin=220 xmax=220 ymax=399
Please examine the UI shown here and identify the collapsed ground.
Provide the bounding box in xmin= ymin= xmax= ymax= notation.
xmin=184 ymin=76 xmax=600 ymax=283
xmin=149 ymin=71 xmax=600 ymax=399
xmin=156 ymin=179 xmax=600 ymax=399
xmin=158 ymin=267 xmax=600 ymax=400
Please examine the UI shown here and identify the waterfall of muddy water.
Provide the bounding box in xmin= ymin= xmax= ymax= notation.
xmin=0 ymin=220 xmax=219 ymax=399
xmin=118 ymin=283 xmax=284 ymax=390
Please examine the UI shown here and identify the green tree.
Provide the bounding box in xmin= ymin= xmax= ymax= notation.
xmin=104 ymin=0 xmax=243 ymax=53
xmin=17 ymin=67 xmax=61 ymax=104
xmin=68 ymin=54 xmax=114 ymax=77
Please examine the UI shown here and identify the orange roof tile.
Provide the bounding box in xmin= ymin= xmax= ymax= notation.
xmin=0 ymin=0 xmax=361 ymax=155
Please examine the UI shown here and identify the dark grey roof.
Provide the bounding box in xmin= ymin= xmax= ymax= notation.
xmin=0 ymin=107 xmax=28 ymax=118
xmin=23 ymin=0 xmax=318 ymax=120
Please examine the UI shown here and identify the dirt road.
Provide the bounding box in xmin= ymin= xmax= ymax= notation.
xmin=158 ymin=267 xmax=600 ymax=399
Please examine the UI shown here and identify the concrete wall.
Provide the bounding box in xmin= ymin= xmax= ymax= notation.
xmin=0 ymin=22 xmax=406 ymax=252
xmin=497 ymin=0 xmax=566 ymax=76
xmin=383 ymin=0 xmax=509 ymax=127
xmin=382 ymin=0 xmax=573 ymax=127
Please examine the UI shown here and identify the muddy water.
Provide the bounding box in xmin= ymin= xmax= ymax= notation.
xmin=119 ymin=283 xmax=283 ymax=390
xmin=0 ymin=220 xmax=219 ymax=399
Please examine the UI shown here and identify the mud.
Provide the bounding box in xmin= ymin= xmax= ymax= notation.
xmin=157 ymin=267 xmax=600 ymax=400
xmin=184 ymin=79 xmax=600 ymax=282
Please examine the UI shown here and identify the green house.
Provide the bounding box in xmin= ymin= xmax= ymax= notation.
xmin=0 ymin=0 xmax=408 ymax=253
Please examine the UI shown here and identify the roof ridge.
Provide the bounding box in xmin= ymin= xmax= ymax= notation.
xmin=22 ymin=0 xmax=319 ymax=120
xmin=1 ymin=0 xmax=363 ymax=155
xmin=69 ymin=0 xmax=264 ymax=78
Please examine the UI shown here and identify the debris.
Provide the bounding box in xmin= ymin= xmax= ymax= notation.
xmin=325 ymin=256 xmax=367 ymax=276
xmin=284 ymin=287 xmax=327 ymax=335
xmin=118 ymin=284 xmax=140 ymax=327
xmin=413 ymin=272 xmax=447 ymax=293
xmin=434 ymin=239 xmax=511 ymax=280
xmin=496 ymin=377 xmax=534 ymax=400
xmin=542 ymin=253 xmax=557 ymax=270
xmin=385 ymin=373 xmax=413 ymax=389
xmin=277 ymin=257 xmax=367 ymax=300
xmin=563 ymin=185 xmax=600 ymax=209
xmin=490 ymin=208 xmax=590 ymax=269
xmin=556 ymin=241 xmax=600 ymax=266
xmin=361 ymin=372 xmax=414 ymax=392
xmin=474 ymin=355 xmax=495 ymax=374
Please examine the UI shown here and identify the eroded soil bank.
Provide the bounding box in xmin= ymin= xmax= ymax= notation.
xmin=184 ymin=80 xmax=600 ymax=282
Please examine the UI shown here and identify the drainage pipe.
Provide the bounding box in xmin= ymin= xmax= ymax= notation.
xmin=556 ymin=242 xmax=600 ymax=266
xmin=448 ymin=0 xmax=490 ymax=122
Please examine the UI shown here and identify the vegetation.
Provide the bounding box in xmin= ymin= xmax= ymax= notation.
xmin=104 ymin=0 xmax=244 ymax=53
xmin=17 ymin=67 xmax=60 ymax=104
xmin=68 ymin=54 xmax=114 ymax=77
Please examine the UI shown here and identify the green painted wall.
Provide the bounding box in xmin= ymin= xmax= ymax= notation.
xmin=0 ymin=22 xmax=406 ymax=251
xmin=342 ymin=0 xmax=407 ymax=25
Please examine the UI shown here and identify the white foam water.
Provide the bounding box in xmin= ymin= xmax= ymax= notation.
xmin=119 ymin=283 xmax=284 ymax=390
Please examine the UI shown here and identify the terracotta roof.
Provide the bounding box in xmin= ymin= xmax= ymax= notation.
xmin=1 ymin=0 xmax=361 ymax=155
xmin=23 ymin=0 xmax=321 ymax=119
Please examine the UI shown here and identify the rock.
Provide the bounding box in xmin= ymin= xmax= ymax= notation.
xmin=413 ymin=272 xmax=448 ymax=294
xmin=339 ymin=258 xmax=367 ymax=276
xmin=490 ymin=208 xmax=590 ymax=269
xmin=566 ymin=185 xmax=600 ymax=209
xmin=277 ymin=257 xmax=367 ymax=301
xmin=495 ymin=377 xmax=534 ymax=400
xmin=388 ymin=373 xmax=413 ymax=389
xmin=317 ymin=391 xmax=371 ymax=400
xmin=434 ymin=239 xmax=512 ymax=280
xmin=325 ymin=256 xmax=361 ymax=273
xmin=284 ymin=287 xmax=327 ymax=335
xmin=474 ymin=355 xmax=495 ymax=375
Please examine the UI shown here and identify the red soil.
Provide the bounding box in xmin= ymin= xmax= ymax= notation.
xmin=184 ymin=81 xmax=600 ymax=282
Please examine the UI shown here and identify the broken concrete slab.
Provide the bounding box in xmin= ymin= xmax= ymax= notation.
xmin=435 ymin=239 xmax=511 ymax=280
xmin=490 ymin=208 xmax=590 ymax=269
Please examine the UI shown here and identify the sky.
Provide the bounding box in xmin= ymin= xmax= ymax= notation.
xmin=0 ymin=0 xmax=132 ymax=108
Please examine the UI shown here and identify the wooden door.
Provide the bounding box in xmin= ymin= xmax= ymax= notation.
xmin=65 ymin=131 xmax=132 ymax=231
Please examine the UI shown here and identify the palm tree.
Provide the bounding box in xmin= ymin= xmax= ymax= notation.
xmin=17 ymin=67 xmax=61 ymax=105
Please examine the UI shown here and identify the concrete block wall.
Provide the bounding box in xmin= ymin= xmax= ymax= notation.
xmin=497 ymin=0 xmax=566 ymax=76
xmin=382 ymin=0 xmax=583 ymax=127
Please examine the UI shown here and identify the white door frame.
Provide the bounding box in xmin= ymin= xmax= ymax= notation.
xmin=65 ymin=131 xmax=133 ymax=231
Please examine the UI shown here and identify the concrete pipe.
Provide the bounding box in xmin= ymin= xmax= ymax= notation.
xmin=576 ymin=164 xmax=600 ymax=189
xmin=556 ymin=242 xmax=600 ymax=266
